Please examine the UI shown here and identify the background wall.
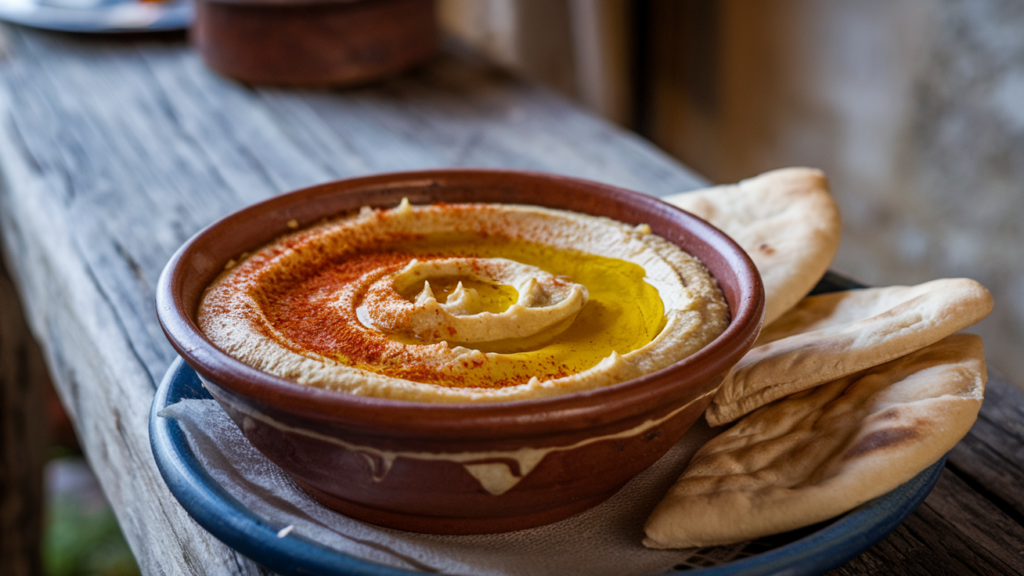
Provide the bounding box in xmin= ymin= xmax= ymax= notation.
xmin=438 ymin=0 xmax=1024 ymax=388
xmin=438 ymin=0 xmax=633 ymax=124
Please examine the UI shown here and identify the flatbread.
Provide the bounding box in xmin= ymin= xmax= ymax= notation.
xmin=706 ymin=278 xmax=993 ymax=427
xmin=665 ymin=168 xmax=841 ymax=325
xmin=643 ymin=334 xmax=986 ymax=549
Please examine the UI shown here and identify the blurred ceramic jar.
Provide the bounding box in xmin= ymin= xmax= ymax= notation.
xmin=191 ymin=0 xmax=439 ymax=85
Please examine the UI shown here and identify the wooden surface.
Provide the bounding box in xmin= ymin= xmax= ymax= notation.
xmin=0 ymin=24 xmax=1021 ymax=576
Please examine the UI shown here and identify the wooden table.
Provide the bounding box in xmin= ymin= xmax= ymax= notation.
xmin=1 ymin=25 xmax=1022 ymax=576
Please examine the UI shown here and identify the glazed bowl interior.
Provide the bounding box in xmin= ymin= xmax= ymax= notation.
xmin=155 ymin=169 xmax=764 ymax=533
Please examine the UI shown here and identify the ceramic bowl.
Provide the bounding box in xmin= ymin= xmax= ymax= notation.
xmin=192 ymin=0 xmax=438 ymax=86
xmin=155 ymin=170 xmax=764 ymax=534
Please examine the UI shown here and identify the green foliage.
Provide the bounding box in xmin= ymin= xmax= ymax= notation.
xmin=43 ymin=495 xmax=140 ymax=576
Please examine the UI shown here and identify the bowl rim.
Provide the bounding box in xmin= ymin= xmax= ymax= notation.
xmin=156 ymin=169 xmax=764 ymax=439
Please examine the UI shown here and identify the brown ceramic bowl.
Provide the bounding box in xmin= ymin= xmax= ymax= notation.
xmin=156 ymin=170 xmax=764 ymax=534
xmin=192 ymin=0 xmax=439 ymax=86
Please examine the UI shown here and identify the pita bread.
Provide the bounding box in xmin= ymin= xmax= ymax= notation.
xmin=665 ymin=168 xmax=841 ymax=325
xmin=706 ymin=278 xmax=993 ymax=427
xmin=644 ymin=334 xmax=986 ymax=549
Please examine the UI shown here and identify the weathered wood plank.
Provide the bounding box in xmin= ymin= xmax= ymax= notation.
xmin=0 ymin=24 xmax=706 ymax=576
xmin=0 ymin=252 xmax=47 ymax=576
xmin=829 ymin=462 xmax=1024 ymax=576
xmin=947 ymin=370 xmax=1024 ymax=525
xmin=0 ymin=105 xmax=276 ymax=576
xmin=0 ymin=29 xmax=294 ymax=576
xmin=2 ymin=27 xmax=706 ymax=389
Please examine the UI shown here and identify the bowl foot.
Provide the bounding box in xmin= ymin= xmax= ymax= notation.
xmin=294 ymin=479 xmax=619 ymax=535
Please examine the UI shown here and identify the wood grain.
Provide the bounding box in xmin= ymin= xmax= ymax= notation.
xmin=0 ymin=24 xmax=702 ymax=575
xmin=948 ymin=369 xmax=1024 ymax=524
xmin=831 ymin=456 xmax=1024 ymax=575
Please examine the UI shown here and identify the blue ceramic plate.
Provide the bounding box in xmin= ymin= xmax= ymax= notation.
xmin=150 ymin=373 xmax=943 ymax=576
xmin=0 ymin=0 xmax=191 ymax=33
xmin=149 ymin=273 xmax=945 ymax=576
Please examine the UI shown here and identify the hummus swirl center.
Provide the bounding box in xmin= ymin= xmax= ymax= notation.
xmin=359 ymin=257 xmax=589 ymax=345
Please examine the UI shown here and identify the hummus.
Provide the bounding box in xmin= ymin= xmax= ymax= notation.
xmin=197 ymin=200 xmax=730 ymax=403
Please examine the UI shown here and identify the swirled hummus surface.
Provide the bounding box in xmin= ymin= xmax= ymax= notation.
xmin=197 ymin=201 xmax=730 ymax=402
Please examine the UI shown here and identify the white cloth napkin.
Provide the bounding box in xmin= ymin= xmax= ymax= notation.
xmin=160 ymin=399 xmax=741 ymax=576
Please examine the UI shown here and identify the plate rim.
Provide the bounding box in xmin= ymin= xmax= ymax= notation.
xmin=150 ymin=353 xmax=944 ymax=576
xmin=0 ymin=0 xmax=192 ymax=33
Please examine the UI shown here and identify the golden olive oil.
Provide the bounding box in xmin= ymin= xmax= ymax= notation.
xmin=396 ymin=275 xmax=519 ymax=315
xmin=388 ymin=233 xmax=666 ymax=385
